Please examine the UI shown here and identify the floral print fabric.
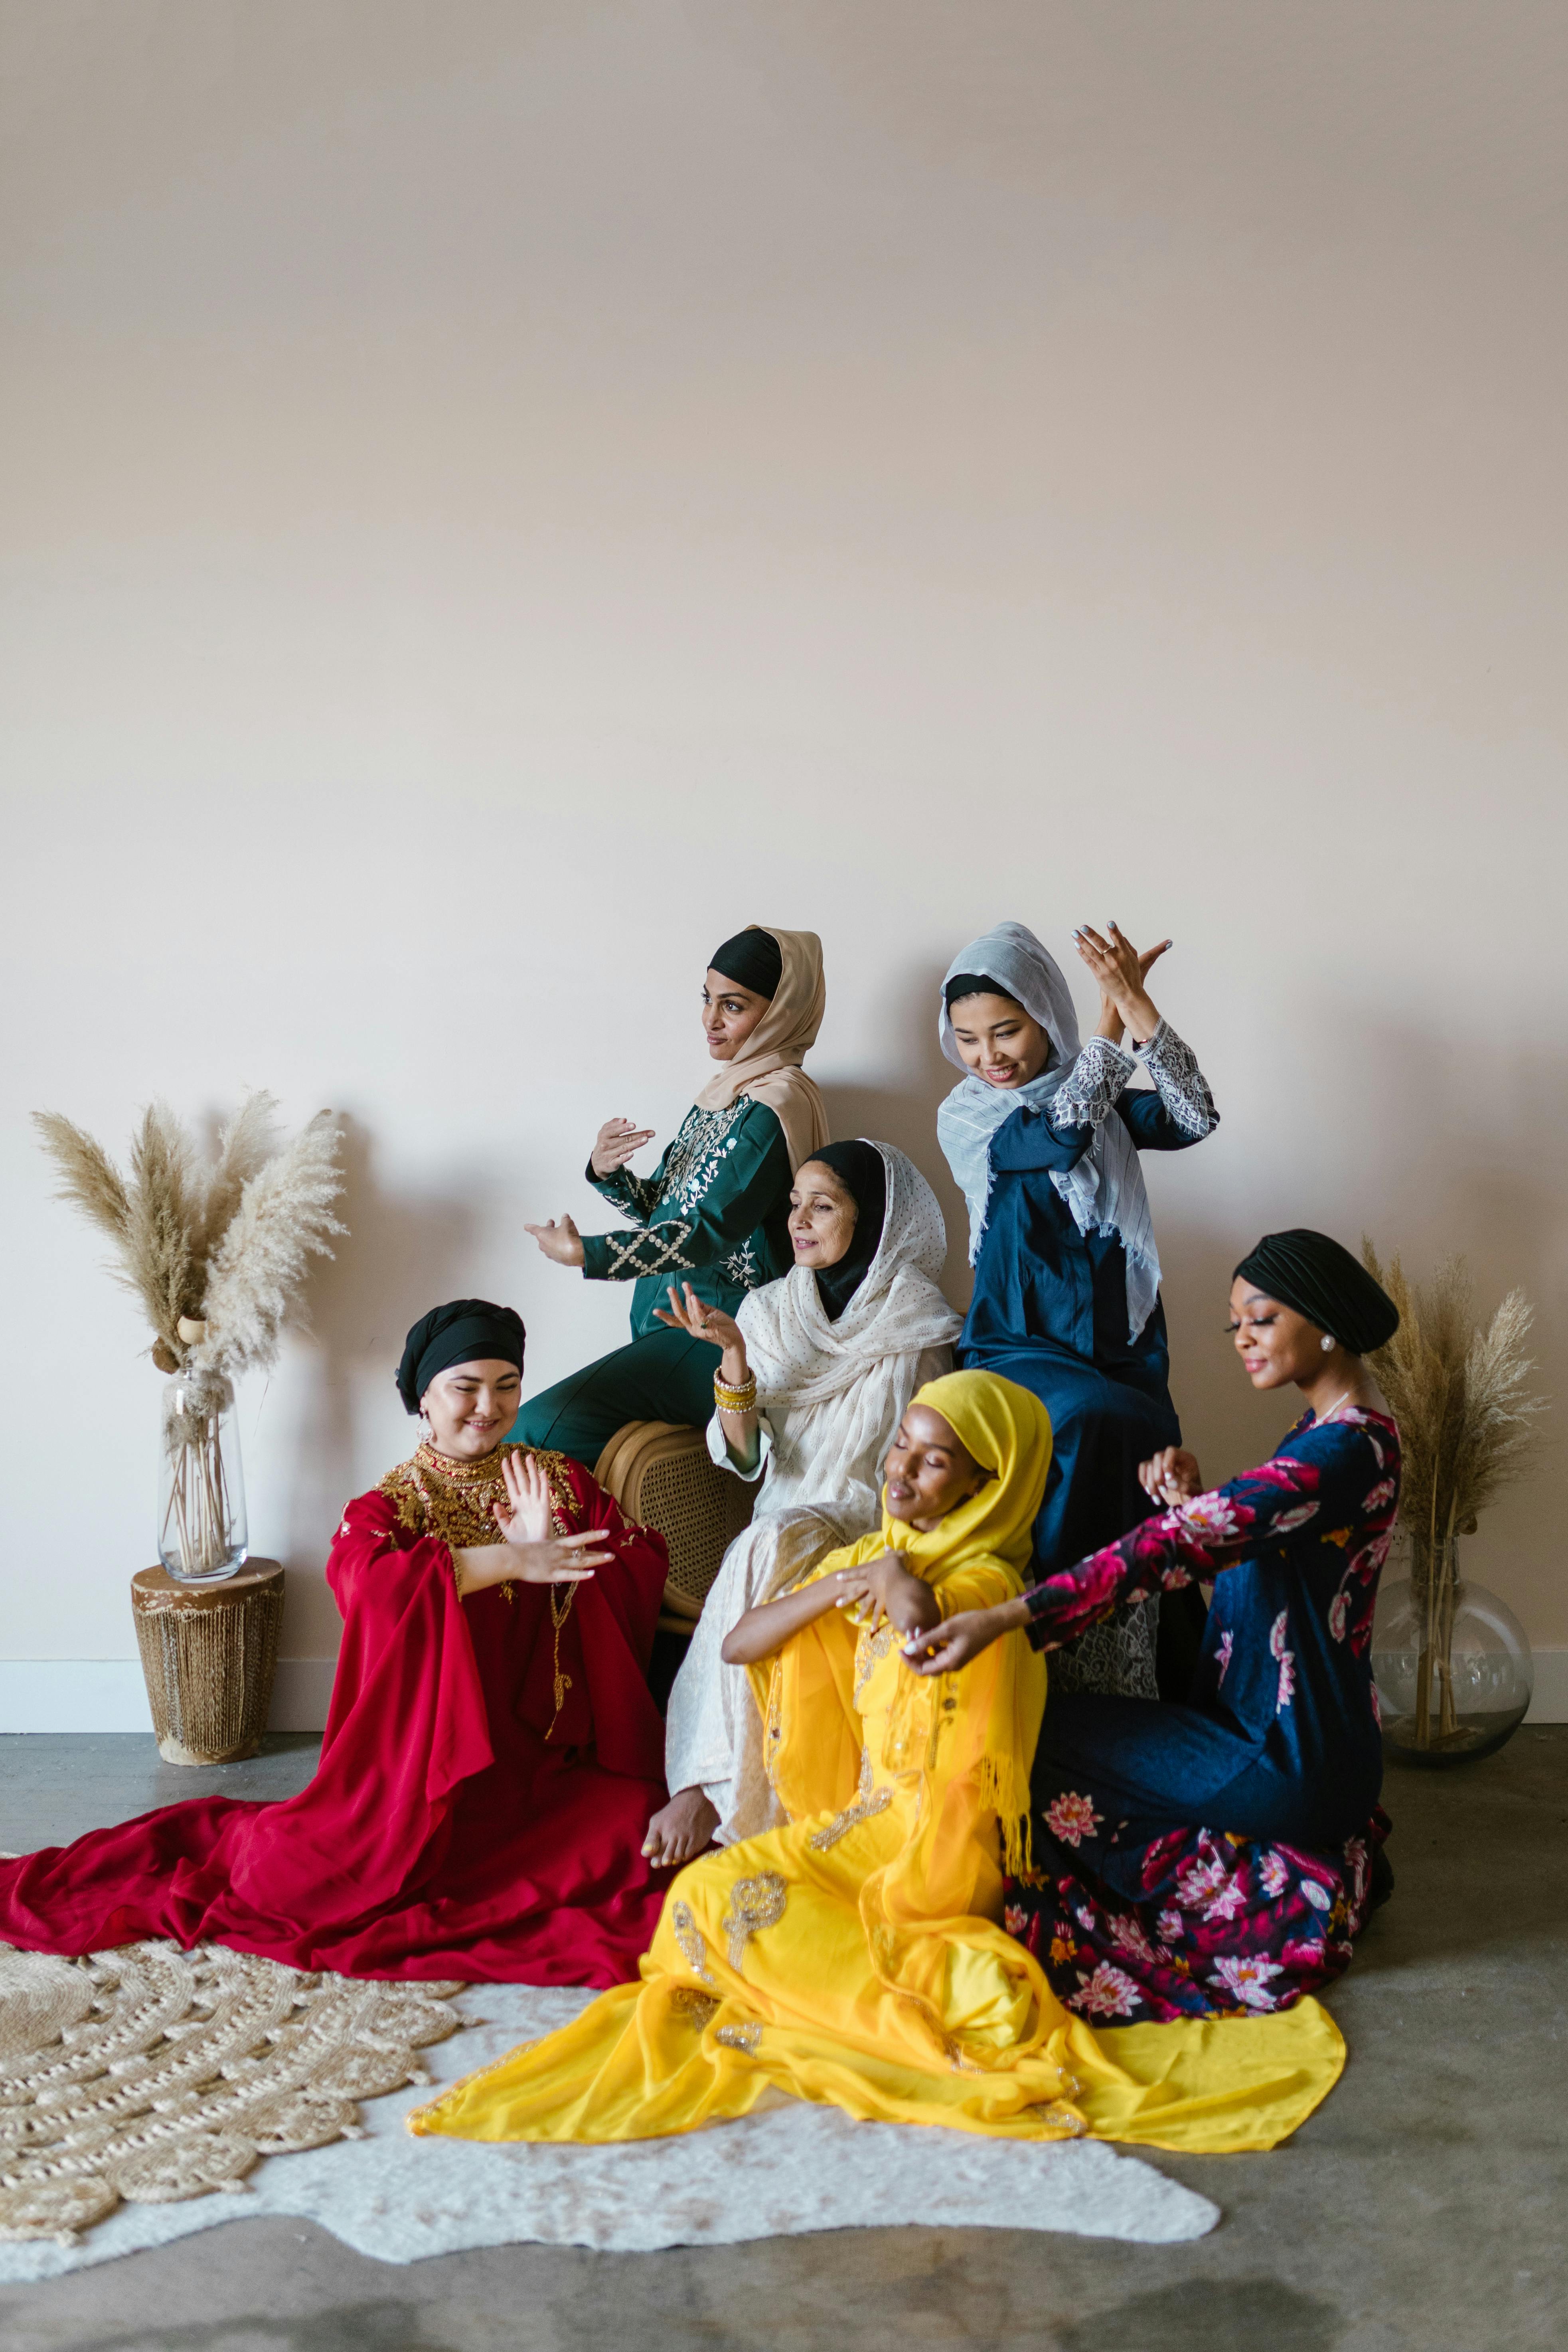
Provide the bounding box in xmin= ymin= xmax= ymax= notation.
xmin=1004 ymin=1407 xmax=1401 ymax=2022
xmin=1006 ymin=1806 xmax=1390 ymax=2022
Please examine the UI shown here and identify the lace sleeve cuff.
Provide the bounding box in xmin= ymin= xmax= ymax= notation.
xmin=1133 ymin=1019 xmax=1218 ymax=1139
xmin=1049 ymin=1036 xmax=1137 ymax=1129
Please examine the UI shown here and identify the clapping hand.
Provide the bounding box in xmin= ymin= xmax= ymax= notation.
xmin=1139 ymin=1446 xmax=1204 ymax=1509
xmin=1074 ymin=923 xmax=1169 ymax=1044
xmin=591 ymin=1117 xmax=655 ymax=1178
xmin=490 ymin=1452 xmax=610 ymax=1582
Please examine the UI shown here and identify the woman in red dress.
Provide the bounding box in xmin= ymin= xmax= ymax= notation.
xmin=0 ymin=1300 xmax=674 ymax=1985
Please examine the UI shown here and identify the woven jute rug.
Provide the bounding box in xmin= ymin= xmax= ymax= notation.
xmin=0 ymin=1938 xmax=462 ymax=2243
xmin=0 ymin=1945 xmax=1218 ymax=2274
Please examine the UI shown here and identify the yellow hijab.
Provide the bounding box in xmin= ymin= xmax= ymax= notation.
xmin=753 ymin=1368 xmax=1052 ymax=1877
xmin=694 ymin=924 xmax=830 ymax=1173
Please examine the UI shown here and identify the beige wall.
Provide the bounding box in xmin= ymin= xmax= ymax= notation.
xmin=3 ymin=2 xmax=1564 ymax=1683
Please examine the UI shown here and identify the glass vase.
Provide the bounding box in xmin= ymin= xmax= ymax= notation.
xmin=158 ymin=1369 xmax=249 ymax=1584
xmin=1371 ymin=1533 xmax=1532 ymax=1766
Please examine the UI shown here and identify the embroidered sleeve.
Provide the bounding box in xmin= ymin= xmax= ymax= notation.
xmin=581 ymin=1101 xmax=791 ymax=1287
xmin=1020 ymin=1422 xmax=1388 ymax=1651
xmin=1132 ymin=1020 xmax=1218 ymax=1140
xmin=1048 ymin=1036 xmax=1137 ymax=1130
xmin=588 ymin=1158 xmax=665 ymax=1226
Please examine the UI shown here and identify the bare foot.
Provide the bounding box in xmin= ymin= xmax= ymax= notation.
xmin=642 ymin=1787 xmax=721 ymax=1868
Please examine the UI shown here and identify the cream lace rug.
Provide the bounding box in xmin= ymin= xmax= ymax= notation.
xmin=0 ymin=1941 xmax=1216 ymax=2278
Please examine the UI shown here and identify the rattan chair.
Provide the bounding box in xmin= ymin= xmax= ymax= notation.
xmin=594 ymin=1421 xmax=756 ymax=1633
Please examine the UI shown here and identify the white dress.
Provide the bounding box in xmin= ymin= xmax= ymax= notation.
xmin=663 ymin=1143 xmax=962 ymax=1842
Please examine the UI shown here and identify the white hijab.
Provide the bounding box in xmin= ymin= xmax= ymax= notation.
xmin=936 ymin=920 xmax=1161 ymax=1342
xmin=734 ymin=1141 xmax=962 ymax=1532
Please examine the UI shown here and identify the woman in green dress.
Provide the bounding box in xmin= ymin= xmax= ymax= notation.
xmin=514 ymin=926 xmax=829 ymax=1470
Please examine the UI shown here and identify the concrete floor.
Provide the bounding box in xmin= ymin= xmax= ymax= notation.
xmin=0 ymin=1729 xmax=1562 ymax=2352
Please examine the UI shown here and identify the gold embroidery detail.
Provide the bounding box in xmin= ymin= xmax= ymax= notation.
xmin=669 ymin=1987 xmax=719 ymax=2029
xmin=853 ymin=1623 xmax=896 ymax=1701
xmin=715 ymin=2022 xmax=762 ymax=2055
xmin=720 ymin=1872 xmax=788 ymax=1973
xmin=808 ymin=1745 xmax=893 ymax=1852
xmin=1034 ymin=2103 xmax=1087 ymax=2136
xmin=671 ymin=1901 xmax=717 ymax=1986
xmin=378 ymin=1444 xmax=584 ymax=1730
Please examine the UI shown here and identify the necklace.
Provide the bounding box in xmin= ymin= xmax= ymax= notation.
xmin=1313 ymin=1384 xmax=1372 ymax=1425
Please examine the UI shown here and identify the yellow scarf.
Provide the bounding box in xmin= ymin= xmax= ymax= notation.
xmin=750 ymin=1368 xmax=1051 ymax=1879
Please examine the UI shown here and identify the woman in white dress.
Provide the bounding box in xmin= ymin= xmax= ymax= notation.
xmin=641 ymin=1140 xmax=962 ymax=1864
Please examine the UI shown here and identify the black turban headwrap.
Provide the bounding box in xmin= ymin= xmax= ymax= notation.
xmin=396 ymin=1298 xmax=526 ymax=1414
xmin=1232 ymin=1231 xmax=1399 ymax=1357
xmin=802 ymin=1139 xmax=887 ymax=1323
xmin=944 ymin=971 xmax=1021 ymax=1012
xmin=709 ymin=927 xmax=782 ymax=1001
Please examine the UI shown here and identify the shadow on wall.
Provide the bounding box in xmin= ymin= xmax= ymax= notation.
xmin=275 ymin=1114 xmax=479 ymax=1641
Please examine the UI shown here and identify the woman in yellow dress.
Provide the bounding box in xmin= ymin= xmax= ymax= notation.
xmin=411 ymin=1371 xmax=1345 ymax=2155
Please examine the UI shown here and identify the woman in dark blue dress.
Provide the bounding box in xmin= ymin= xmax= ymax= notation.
xmin=907 ymin=1229 xmax=1402 ymax=2024
xmin=937 ymin=919 xmax=1218 ymax=1693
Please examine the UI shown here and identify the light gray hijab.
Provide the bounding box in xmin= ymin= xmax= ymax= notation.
xmin=936 ymin=920 xmax=1160 ymax=1341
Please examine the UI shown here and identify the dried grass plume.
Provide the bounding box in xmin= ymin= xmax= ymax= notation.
xmin=35 ymin=1094 xmax=345 ymax=1377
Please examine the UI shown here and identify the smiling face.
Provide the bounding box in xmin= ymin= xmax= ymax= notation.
xmin=1228 ymin=1281 xmax=1328 ymax=1390
xmin=702 ymin=967 xmax=772 ymax=1061
xmin=883 ymin=1402 xmax=991 ymax=1531
xmin=948 ymin=990 xmax=1052 ymax=1089
xmin=421 ymin=1359 xmax=522 ymax=1458
xmin=788 ymin=1160 xmax=858 ymax=1270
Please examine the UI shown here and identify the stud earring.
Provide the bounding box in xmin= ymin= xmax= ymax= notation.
xmin=1321 ymin=1335 xmax=1335 ymax=1353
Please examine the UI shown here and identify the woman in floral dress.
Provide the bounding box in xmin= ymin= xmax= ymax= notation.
xmin=908 ymin=1229 xmax=1402 ymax=2024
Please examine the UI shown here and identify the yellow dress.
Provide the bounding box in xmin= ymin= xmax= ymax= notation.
xmin=411 ymin=1372 xmax=1345 ymax=2155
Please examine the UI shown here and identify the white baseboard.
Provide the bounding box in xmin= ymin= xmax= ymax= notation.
xmin=2 ymin=1652 xmax=1566 ymax=1736
xmin=0 ymin=1659 xmax=340 ymax=1736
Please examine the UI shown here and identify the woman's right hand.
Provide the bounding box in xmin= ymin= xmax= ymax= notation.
xmin=1139 ymin=1446 xmax=1203 ymax=1507
xmin=902 ymin=1601 xmax=1023 ymax=1675
xmin=590 ymin=1117 xmax=655 ymax=1179
xmin=652 ymin=1281 xmax=748 ymax=1369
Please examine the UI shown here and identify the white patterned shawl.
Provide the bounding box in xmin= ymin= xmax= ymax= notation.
xmin=722 ymin=1141 xmax=963 ymax=1541
xmin=936 ymin=919 xmax=1161 ymax=1342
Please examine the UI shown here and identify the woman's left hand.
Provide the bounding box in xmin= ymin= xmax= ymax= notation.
xmin=1074 ymin=923 xmax=1167 ymax=1043
xmin=525 ymin=1214 xmax=586 ymax=1268
xmin=836 ymin=1550 xmax=939 ymax=1638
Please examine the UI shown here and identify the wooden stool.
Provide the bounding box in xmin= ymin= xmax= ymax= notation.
xmin=594 ymin=1424 xmax=756 ymax=1633
xmin=130 ymin=1560 xmax=285 ymax=1765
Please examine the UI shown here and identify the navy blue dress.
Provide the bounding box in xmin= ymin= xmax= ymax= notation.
xmin=1003 ymin=1406 xmax=1401 ymax=2022
xmin=956 ymin=1021 xmax=1217 ymax=1581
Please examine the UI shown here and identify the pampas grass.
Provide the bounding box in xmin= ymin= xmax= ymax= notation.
xmin=36 ymin=1093 xmax=347 ymax=1576
xmin=1362 ymin=1241 xmax=1548 ymax=1744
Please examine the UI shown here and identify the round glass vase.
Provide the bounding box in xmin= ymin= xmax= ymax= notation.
xmin=1371 ymin=1533 xmax=1532 ymax=1766
xmin=158 ymin=1368 xmax=249 ymax=1584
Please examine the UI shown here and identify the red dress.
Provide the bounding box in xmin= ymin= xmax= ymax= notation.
xmin=0 ymin=1445 xmax=674 ymax=1986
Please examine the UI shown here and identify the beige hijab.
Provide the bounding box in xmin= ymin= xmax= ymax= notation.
xmin=695 ymin=924 xmax=829 ymax=1172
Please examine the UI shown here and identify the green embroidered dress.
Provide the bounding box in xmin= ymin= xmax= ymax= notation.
xmin=513 ymin=1097 xmax=795 ymax=1471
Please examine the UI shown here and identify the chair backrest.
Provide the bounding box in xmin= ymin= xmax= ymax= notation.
xmin=594 ymin=1421 xmax=756 ymax=1621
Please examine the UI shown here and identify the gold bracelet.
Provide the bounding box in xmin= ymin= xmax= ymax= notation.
xmin=714 ymin=1374 xmax=757 ymax=1411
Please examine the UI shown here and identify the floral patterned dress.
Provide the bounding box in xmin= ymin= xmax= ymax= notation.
xmin=1003 ymin=1407 xmax=1400 ymax=2023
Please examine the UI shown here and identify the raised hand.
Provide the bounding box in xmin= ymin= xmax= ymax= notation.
xmin=1139 ymin=1446 xmax=1204 ymax=1507
xmin=498 ymin=1451 xmax=555 ymax=1544
xmin=591 ymin=1117 xmax=655 ymax=1179
xmin=525 ymin=1214 xmax=586 ymax=1268
xmin=1073 ymin=923 xmax=1168 ymax=1044
xmin=652 ymin=1281 xmax=746 ymax=1363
